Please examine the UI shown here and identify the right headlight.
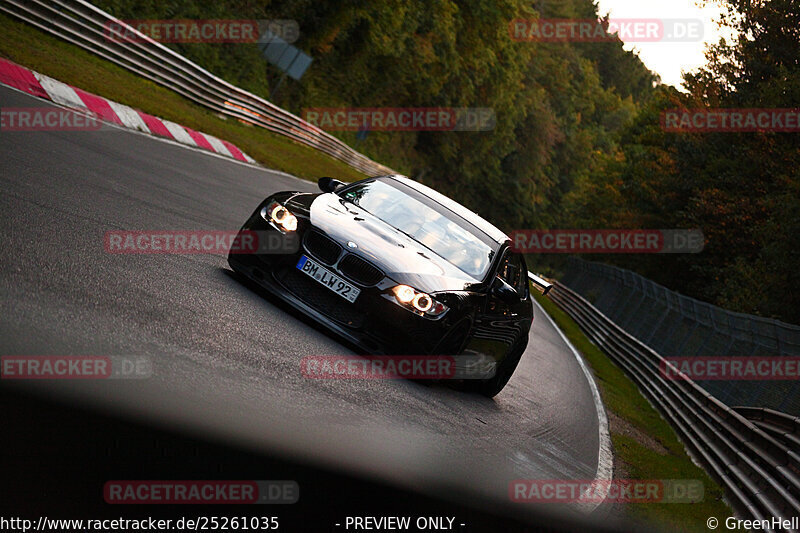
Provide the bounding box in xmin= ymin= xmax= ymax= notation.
xmin=391 ymin=285 xmax=448 ymax=317
xmin=262 ymin=201 xmax=298 ymax=232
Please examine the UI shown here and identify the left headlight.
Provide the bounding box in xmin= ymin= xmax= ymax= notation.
xmin=262 ymin=201 xmax=298 ymax=232
xmin=391 ymin=284 xmax=448 ymax=317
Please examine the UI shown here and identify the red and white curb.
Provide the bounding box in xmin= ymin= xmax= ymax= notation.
xmin=0 ymin=57 xmax=256 ymax=164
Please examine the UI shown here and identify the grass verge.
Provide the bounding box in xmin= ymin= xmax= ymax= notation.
xmin=532 ymin=289 xmax=733 ymax=532
xmin=0 ymin=12 xmax=368 ymax=182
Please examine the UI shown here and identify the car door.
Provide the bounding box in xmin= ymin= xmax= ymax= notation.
xmin=464 ymin=249 xmax=530 ymax=362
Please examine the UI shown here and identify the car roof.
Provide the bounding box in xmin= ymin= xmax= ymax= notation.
xmin=385 ymin=175 xmax=510 ymax=245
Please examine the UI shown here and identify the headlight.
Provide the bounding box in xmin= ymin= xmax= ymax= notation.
xmin=394 ymin=284 xmax=415 ymax=304
xmin=413 ymin=293 xmax=432 ymax=312
xmin=391 ymin=285 xmax=448 ymax=317
xmin=263 ymin=201 xmax=298 ymax=232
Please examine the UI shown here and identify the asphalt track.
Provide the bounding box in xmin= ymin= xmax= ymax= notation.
xmin=0 ymin=85 xmax=613 ymax=528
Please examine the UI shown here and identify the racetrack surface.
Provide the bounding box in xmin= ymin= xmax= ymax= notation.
xmin=0 ymin=85 xmax=609 ymax=524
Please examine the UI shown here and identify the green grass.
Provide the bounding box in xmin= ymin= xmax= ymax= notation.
xmin=0 ymin=12 xmax=369 ymax=182
xmin=533 ymin=289 xmax=733 ymax=532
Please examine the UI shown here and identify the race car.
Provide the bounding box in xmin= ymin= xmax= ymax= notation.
xmin=228 ymin=174 xmax=534 ymax=396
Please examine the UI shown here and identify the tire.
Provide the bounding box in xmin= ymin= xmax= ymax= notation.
xmin=432 ymin=319 xmax=472 ymax=356
xmin=468 ymin=335 xmax=528 ymax=398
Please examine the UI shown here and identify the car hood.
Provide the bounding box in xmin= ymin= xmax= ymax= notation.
xmin=296 ymin=193 xmax=482 ymax=293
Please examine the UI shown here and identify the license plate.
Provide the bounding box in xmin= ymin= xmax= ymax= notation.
xmin=296 ymin=255 xmax=360 ymax=303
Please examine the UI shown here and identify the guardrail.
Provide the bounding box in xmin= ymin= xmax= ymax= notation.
xmin=561 ymin=258 xmax=800 ymax=415
xmin=547 ymin=281 xmax=800 ymax=526
xmin=734 ymin=407 xmax=800 ymax=450
xmin=0 ymin=0 xmax=394 ymax=177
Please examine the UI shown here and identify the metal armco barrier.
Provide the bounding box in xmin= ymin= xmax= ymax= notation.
xmin=561 ymin=258 xmax=800 ymax=415
xmin=734 ymin=407 xmax=800 ymax=450
xmin=0 ymin=0 xmax=394 ymax=177
xmin=548 ymin=281 xmax=800 ymax=529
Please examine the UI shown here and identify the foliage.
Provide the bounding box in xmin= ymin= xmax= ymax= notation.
xmin=567 ymin=0 xmax=799 ymax=323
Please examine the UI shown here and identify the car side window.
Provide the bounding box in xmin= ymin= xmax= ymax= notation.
xmin=516 ymin=253 xmax=529 ymax=297
xmin=499 ymin=252 xmax=528 ymax=297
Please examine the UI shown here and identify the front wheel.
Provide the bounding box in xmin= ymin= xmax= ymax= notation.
xmin=467 ymin=336 xmax=528 ymax=398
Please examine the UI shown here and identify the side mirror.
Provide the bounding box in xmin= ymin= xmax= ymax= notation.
xmin=529 ymin=272 xmax=553 ymax=296
xmin=491 ymin=277 xmax=519 ymax=305
xmin=318 ymin=177 xmax=345 ymax=193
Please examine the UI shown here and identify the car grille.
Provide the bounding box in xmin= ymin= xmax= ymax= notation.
xmin=275 ymin=267 xmax=365 ymax=328
xmin=338 ymin=254 xmax=384 ymax=287
xmin=304 ymin=230 xmax=341 ymax=265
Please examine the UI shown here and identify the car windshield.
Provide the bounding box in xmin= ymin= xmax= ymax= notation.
xmin=339 ymin=179 xmax=494 ymax=278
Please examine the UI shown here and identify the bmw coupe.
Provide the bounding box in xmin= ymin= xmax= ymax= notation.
xmin=228 ymin=175 xmax=535 ymax=396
